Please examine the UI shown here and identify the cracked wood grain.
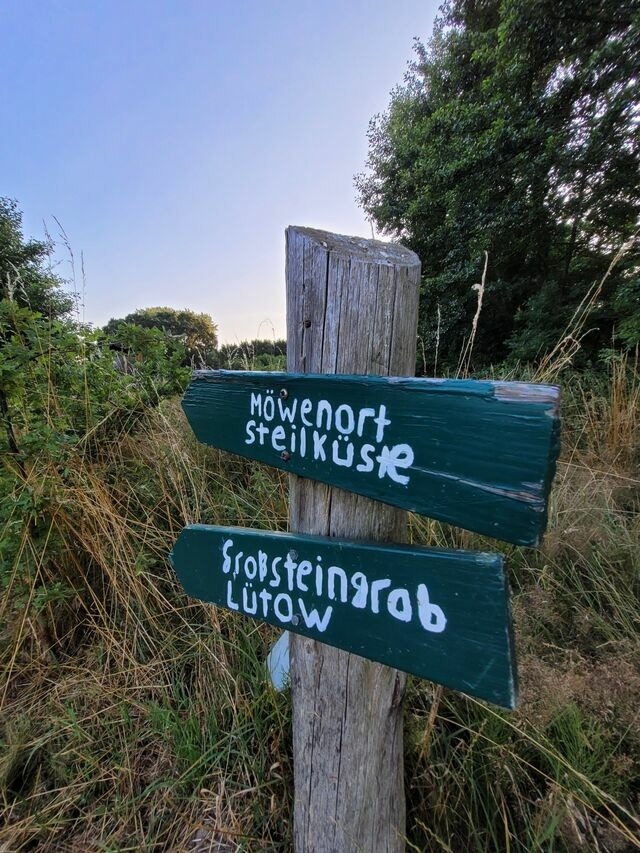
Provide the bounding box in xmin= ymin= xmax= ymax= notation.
xmin=286 ymin=226 xmax=420 ymax=853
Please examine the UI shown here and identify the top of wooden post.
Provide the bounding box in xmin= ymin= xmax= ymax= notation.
xmin=287 ymin=225 xmax=420 ymax=268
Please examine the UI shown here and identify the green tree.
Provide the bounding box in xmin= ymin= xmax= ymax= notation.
xmin=1 ymin=198 xmax=76 ymax=474
xmin=0 ymin=197 xmax=75 ymax=319
xmin=215 ymin=338 xmax=287 ymax=370
xmin=104 ymin=307 xmax=218 ymax=367
xmin=0 ymin=203 xmax=190 ymax=624
xmin=1 ymin=204 xmax=191 ymax=476
xmin=356 ymin=0 xmax=639 ymax=371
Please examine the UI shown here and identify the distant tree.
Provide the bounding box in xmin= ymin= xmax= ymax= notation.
xmin=1 ymin=198 xmax=76 ymax=469
xmin=215 ymin=338 xmax=287 ymax=370
xmin=0 ymin=197 xmax=75 ymax=319
xmin=1 ymin=201 xmax=189 ymax=490
xmin=356 ymin=0 xmax=640 ymax=370
xmin=104 ymin=307 xmax=218 ymax=367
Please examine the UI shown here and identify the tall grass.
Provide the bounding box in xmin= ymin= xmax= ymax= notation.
xmin=0 ymin=399 xmax=292 ymax=850
xmin=1 ymin=356 xmax=639 ymax=850
xmin=404 ymin=354 xmax=640 ymax=851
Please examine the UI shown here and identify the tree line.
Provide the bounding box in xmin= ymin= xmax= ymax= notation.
xmin=104 ymin=310 xmax=286 ymax=370
xmin=0 ymin=196 xmax=284 ymax=377
xmin=356 ymin=0 xmax=639 ymax=372
xmin=3 ymin=0 xmax=638 ymax=379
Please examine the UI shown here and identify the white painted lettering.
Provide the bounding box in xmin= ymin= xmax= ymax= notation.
xmin=335 ymin=404 xmax=355 ymax=435
xmin=242 ymin=587 xmax=258 ymax=614
xmin=226 ymin=580 xmax=239 ymax=611
xmin=284 ymin=552 xmax=297 ymax=591
xmin=356 ymin=443 xmax=375 ymax=472
xmin=373 ymin=405 xmax=391 ymax=442
xmin=277 ymin=397 xmax=298 ymax=422
xmin=258 ymin=550 xmax=268 ymax=582
xmin=332 ymin=439 xmax=354 ymax=467
xmin=220 ymin=538 xmax=446 ymax=646
xmin=222 ymin=539 xmax=234 ymax=573
xmin=271 ymin=425 xmax=286 ymax=451
xmin=300 ymin=398 xmax=313 ymax=426
xmin=313 ymin=430 xmax=327 ymax=461
xmin=298 ymin=600 xmax=333 ymax=633
xmin=417 ymin=584 xmax=447 ymax=633
xmin=233 ymin=551 xmax=244 ymax=579
xmin=370 ymin=578 xmax=392 ymax=613
xmin=250 ymin=392 xmax=262 ymax=417
xmin=263 ymin=395 xmax=275 ymax=422
xmin=269 ymin=557 xmax=281 ymax=587
xmin=351 ymin=572 xmax=369 ymax=608
xmin=316 ymin=400 xmax=332 ymax=431
xmin=258 ymin=588 xmax=272 ymax=617
xmin=256 ymin=422 xmax=269 ymax=445
xmin=328 ymin=565 xmax=348 ymax=602
xmin=356 ymin=407 xmax=376 ymax=437
xmin=376 ymin=443 xmax=414 ymax=485
xmin=296 ymin=560 xmax=313 ymax=592
xmin=387 ymin=588 xmax=412 ymax=622
xmin=274 ymin=593 xmax=293 ymax=623
xmin=244 ymin=555 xmax=257 ymax=580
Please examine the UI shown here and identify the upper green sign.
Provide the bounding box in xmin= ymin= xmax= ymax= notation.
xmin=171 ymin=525 xmax=517 ymax=708
xmin=182 ymin=371 xmax=560 ymax=545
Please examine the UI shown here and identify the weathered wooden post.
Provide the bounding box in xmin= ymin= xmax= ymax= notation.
xmin=286 ymin=227 xmax=421 ymax=852
xmin=172 ymin=226 xmax=559 ymax=853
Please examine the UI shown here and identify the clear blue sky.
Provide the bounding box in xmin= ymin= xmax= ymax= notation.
xmin=1 ymin=1 xmax=437 ymax=343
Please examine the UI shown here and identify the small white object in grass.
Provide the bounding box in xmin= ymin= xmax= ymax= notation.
xmin=266 ymin=631 xmax=290 ymax=691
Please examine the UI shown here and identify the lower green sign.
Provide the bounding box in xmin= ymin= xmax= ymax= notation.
xmin=170 ymin=525 xmax=518 ymax=708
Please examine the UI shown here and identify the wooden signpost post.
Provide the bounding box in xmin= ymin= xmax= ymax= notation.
xmin=170 ymin=227 xmax=560 ymax=852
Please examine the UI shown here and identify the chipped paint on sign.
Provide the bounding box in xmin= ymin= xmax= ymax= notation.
xmin=181 ymin=371 xmax=560 ymax=545
xmin=171 ymin=525 xmax=518 ymax=708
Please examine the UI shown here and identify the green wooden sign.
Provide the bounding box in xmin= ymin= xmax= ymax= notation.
xmin=170 ymin=525 xmax=518 ymax=708
xmin=181 ymin=371 xmax=560 ymax=546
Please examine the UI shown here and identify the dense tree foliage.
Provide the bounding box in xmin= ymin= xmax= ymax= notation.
xmin=357 ymin=0 xmax=640 ymax=371
xmin=104 ymin=306 xmax=218 ymax=367
xmin=0 ymin=204 xmax=189 ymax=460
xmin=0 ymin=197 xmax=75 ymax=320
xmin=1 ymin=202 xmax=189 ymax=612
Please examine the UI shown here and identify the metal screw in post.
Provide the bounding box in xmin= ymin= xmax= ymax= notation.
xmin=292 ymin=615 xmax=300 ymax=627
xmin=281 ymin=450 xmax=291 ymax=462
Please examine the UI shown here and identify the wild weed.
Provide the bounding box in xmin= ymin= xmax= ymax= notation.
xmin=1 ymin=310 xmax=638 ymax=849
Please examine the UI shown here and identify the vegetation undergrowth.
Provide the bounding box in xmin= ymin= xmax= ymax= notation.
xmin=1 ymin=338 xmax=639 ymax=850
xmin=405 ymin=355 xmax=640 ymax=852
xmin=1 ymin=192 xmax=639 ymax=850
xmin=1 ymin=394 xmax=292 ymax=850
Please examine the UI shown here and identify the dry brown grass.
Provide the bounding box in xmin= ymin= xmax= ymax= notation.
xmin=1 ymin=361 xmax=639 ymax=851
xmin=0 ymin=401 xmax=291 ymax=851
